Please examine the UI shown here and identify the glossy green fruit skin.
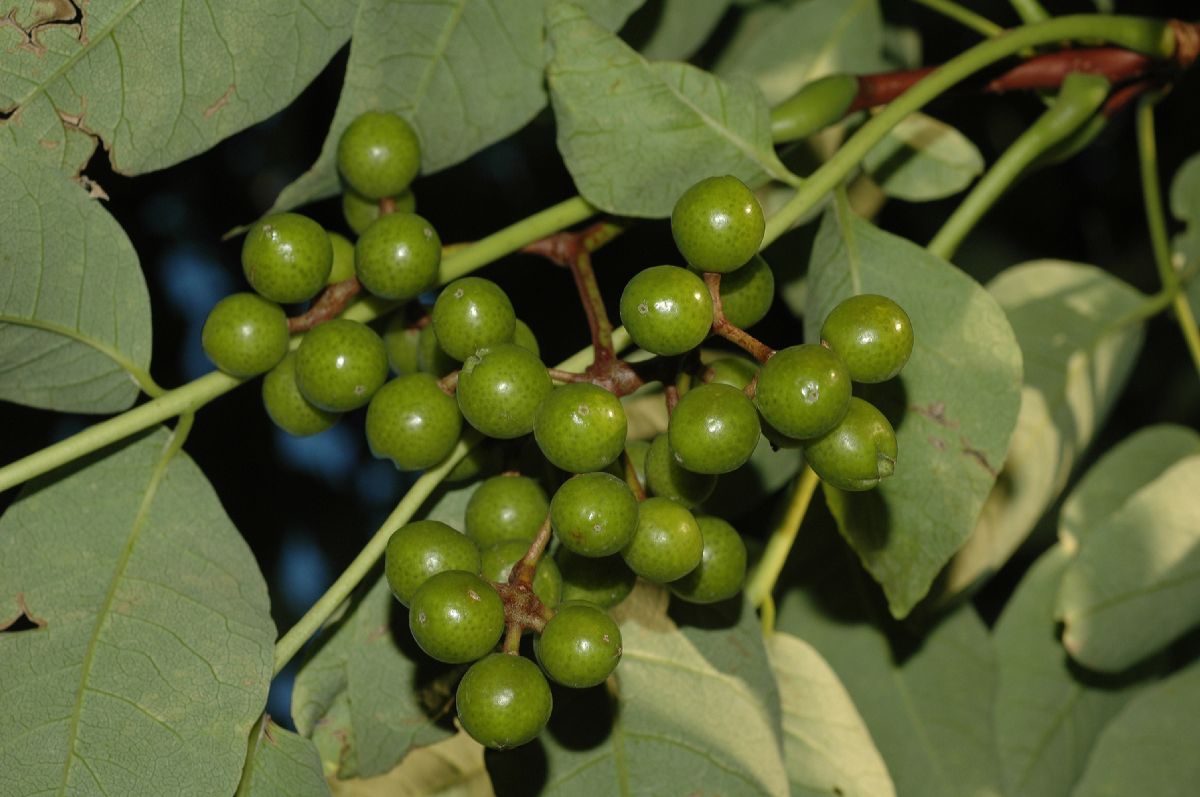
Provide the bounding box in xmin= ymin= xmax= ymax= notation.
xmin=365 ymin=373 xmax=462 ymax=470
xmin=556 ymin=550 xmax=636 ymax=608
xmin=820 ymin=294 xmax=914 ymax=384
xmin=704 ymin=357 xmax=758 ymax=390
xmin=671 ymin=175 xmax=765 ymax=274
xmin=432 ymin=277 xmax=516 ymax=361
xmin=644 ymin=433 xmax=716 ymax=509
xmin=241 ymin=213 xmax=333 ymax=303
xmin=262 ymin=352 xmax=339 ymax=436
xmin=342 ymin=187 xmax=415 ymax=235
xmin=417 ymin=323 xmax=459 ymax=377
xmin=621 ymin=497 xmax=704 ymax=583
xmin=480 ymin=541 xmax=562 ymax=608
xmin=465 ymin=475 xmax=550 ymax=548
xmin=668 ymin=383 xmax=760 ymax=475
xmin=383 ymin=313 xmax=421 ymax=375
xmin=355 ymin=212 xmax=441 ymax=300
xmin=669 ymin=516 xmax=747 ymax=604
xmin=295 ymin=319 xmax=389 ymax=412
xmin=512 ymin=318 xmax=540 ymax=356
xmin=619 ymin=266 xmax=714 ymax=356
xmin=408 ymin=570 xmax=504 ymax=663
xmin=456 ymin=343 xmax=552 ymax=440
xmin=385 ymin=520 xmax=481 ymax=606
xmin=327 ymin=232 xmax=357 ymax=284
xmin=770 ymin=74 xmax=859 ymax=144
xmin=755 ymin=344 xmax=851 ymax=439
xmin=201 ymin=292 xmax=289 ymax=377
xmin=337 ymin=111 xmax=421 ymax=200
xmin=718 ymin=254 xmax=775 ymax=329
xmin=551 ymin=472 xmax=639 ymax=557
xmin=535 ymin=602 xmax=622 ymax=688
xmin=803 ymin=397 xmax=897 ymax=491
xmin=457 ymin=653 xmax=552 ymax=750
xmin=534 ymin=383 xmax=628 ymax=473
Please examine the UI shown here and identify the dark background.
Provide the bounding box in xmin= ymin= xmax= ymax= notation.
xmin=3 ymin=0 xmax=1198 ymax=722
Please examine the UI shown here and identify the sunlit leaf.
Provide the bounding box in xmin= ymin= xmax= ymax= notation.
xmin=237 ymin=718 xmax=331 ymax=797
xmin=329 ymin=732 xmax=491 ymax=797
xmin=862 ymin=112 xmax=983 ymax=202
xmin=639 ymin=0 xmax=731 ymax=62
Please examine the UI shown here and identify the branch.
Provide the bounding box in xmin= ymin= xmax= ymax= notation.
xmin=287 ymin=278 xmax=363 ymax=333
xmin=705 ymin=273 xmax=776 ymax=363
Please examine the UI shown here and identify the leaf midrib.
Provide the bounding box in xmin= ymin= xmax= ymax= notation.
xmin=0 ymin=314 xmax=145 ymax=385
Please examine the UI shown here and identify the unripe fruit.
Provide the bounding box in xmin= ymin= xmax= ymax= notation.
xmin=668 ymin=382 xmax=760 ymax=474
xmin=671 ymin=175 xmax=765 ymax=274
xmin=327 ymin=232 xmax=357 ymax=284
xmin=365 ymin=373 xmax=462 ymax=470
xmin=619 ymin=265 xmax=713 ymax=356
xmin=355 ymin=212 xmax=441 ymax=300
xmin=754 ymin=344 xmax=851 ymax=439
xmin=445 ymin=442 xmax=503 ymax=484
xmin=295 ymin=319 xmax=389 ymax=412
xmin=803 ymin=397 xmax=898 ymax=491
xmin=703 ymin=356 xmax=758 ymax=390
xmin=385 ymin=520 xmax=481 ymax=606
xmin=535 ymin=602 xmax=622 ymax=688
xmin=456 ymin=343 xmax=552 ymax=440
xmin=342 ymin=187 xmax=415 ymax=235
xmin=644 ymin=433 xmax=716 ymax=509
xmin=262 ymin=352 xmax=339 ymax=436
xmin=432 ymin=277 xmax=516 ymax=361
xmin=770 ymin=74 xmax=860 ymax=143
xmin=820 ymin=294 xmax=914 ymax=383
xmin=465 ymin=475 xmax=549 ymax=548
xmin=337 ymin=111 xmax=421 ymax=200
xmin=534 ymin=383 xmax=627 ymax=473
xmin=621 ymin=497 xmax=704 ymax=583
xmin=417 ymin=323 xmax=459 ymax=377
xmin=382 ymin=313 xmax=421 ymax=375
xmin=717 ymin=254 xmax=775 ymax=329
xmin=669 ymin=516 xmax=747 ymax=604
xmin=480 ymin=541 xmax=562 ymax=608
xmin=550 ymin=472 xmax=639 ymax=557
xmin=241 ymin=213 xmax=333 ymax=303
xmin=556 ymin=550 xmax=636 ymax=608
xmin=457 ymin=653 xmax=552 ymax=750
xmin=512 ymin=318 xmax=540 ymax=357
xmin=201 ymin=292 xmax=289 ymax=377
xmin=408 ymin=570 xmax=504 ymax=663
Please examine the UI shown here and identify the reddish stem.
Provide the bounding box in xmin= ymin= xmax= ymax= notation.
xmin=287 ymin=278 xmax=363 ymax=333
xmin=624 ymin=450 xmax=647 ymax=501
xmin=379 ymin=196 xmax=397 ymax=216
xmin=511 ymin=515 xmax=553 ymax=589
xmin=704 ymin=273 xmax=776 ymax=363
xmin=547 ymin=368 xmax=593 ymax=383
xmin=664 ymin=383 xmax=681 ymax=415
xmin=437 ymin=371 xmax=459 ymax=395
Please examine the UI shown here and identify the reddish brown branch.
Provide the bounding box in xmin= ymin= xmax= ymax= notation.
xmin=287 ymin=278 xmax=363 ymax=333
xmin=705 ymin=273 xmax=776 ymax=363
xmin=379 ymin=196 xmax=397 ymax=216
xmin=511 ymin=515 xmax=553 ymax=589
xmin=547 ymin=368 xmax=593 ymax=383
xmin=437 ymin=371 xmax=459 ymax=395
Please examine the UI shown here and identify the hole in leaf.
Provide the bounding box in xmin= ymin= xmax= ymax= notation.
xmin=1 ymin=595 xmax=47 ymax=633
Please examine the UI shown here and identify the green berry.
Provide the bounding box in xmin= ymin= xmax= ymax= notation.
xmin=337 ymin=111 xmax=421 ymax=200
xmin=342 ymin=186 xmax=415 ymax=235
xmin=534 ymin=383 xmax=628 ymax=473
xmin=456 ymin=344 xmax=553 ymax=440
xmin=820 ymin=294 xmax=914 ymax=384
xmin=432 ymin=277 xmax=516 ymax=361
xmin=770 ymin=73 xmax=860 ymax=144
xmin=669 ymin=516 xmax=747 ymax=604
xmin=457 ymin=653 xmax=552 ymax=750
xmin=703 ymin=356 xmax=758 ymax=390
xmin=668 ymin=383 xmax=760 ymax=475
xmin=295 ymin=319 xmax=389 ymax=411
xmin=535 ymin=602 xmax=622 ymax=688
xmin=512 ymin=318 xmax=540 ymax=357
xmin=619 ymin=265 xmax=713 ymax=356
xmin=383 ymin=313 xmax=422 ymax=375
xmin=417 ymin=323 xmax=459 ymax=377
xmin=355 ymin=212 xmax=441 ymax=300
xmin=408 ymin=570 xmax=504 ymax=663
xmin=671 ymin=175 xmax=765 ymax=274
xmin=717 ymin=254 xmax=775 ymax=329
xmin=621 ymin=497 xmax=704 ymax=583
xmin=445 ymin=443 xmax=503 ymax=484
xmin=465 ymin=475 xmax=550 ymax=548
xmin=327 ymin=232 xmax=357 ymax=284
xmin=803 ymin=397 xmax=897 ymax=491
xmin=480 ymin=541 xmax=562 ymax=608
xmin=754 ymin=344 xmax=851 ymax=439
xmin=241 ymin=213 xmax=333 ymax=304
xmin=644 ymin=433 xmax=716 ymax=509
xmin=550 ymin=472 xmax=639 ymax=557
xmin=556 ymin=550 xmax=636 ymax=608
xmin=365 ymin=373 xmax=462 ymax=470
xmin=385 ymin=520 xmax=481 ymax=606
xmin=262 ymin=352 xmax=339 ymax=436
xmin=201 ymin=292 xmax=289 ymax=377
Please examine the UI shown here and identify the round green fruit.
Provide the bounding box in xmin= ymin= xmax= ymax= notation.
xmin=556 ymin=550 xmax=636 ymax=608
xmin=417 ymin=323 xmax=459 ymax=377
xmin=512 ymin=318 xmax=540 ymax=357
xmin=535 ymin=602 xmax=622 ymax=688
xmin=465 ymin=475 xmax=550 ymax=548
xmin=385 ymin=520 xmax=481 ymax=606
xmin=337 ymin=111 xmax=421 ymax=200
xmin=295 ymin=319 xmax=389 ymax=411
xmin=717 ymin=254 xmax=775 ymax=329
xmin=534 ymin=383 xmax=628 ymax=473
xmin=621 ymin=497 xmax=704 ymax=583
xmin=382 ymin=313 xmax=422 ymax=375
xmin=457 ymin=653 xmax=552 ymax=750
xmin=619 ymin=265 xmax=713 ymax=356
xmin=431 ymin=277 xmax=516 ymax=361
xmin=644 ymin=433 xmax=716 ymax=509
xmin=820 ymin=294 xmax=914 ymax=384
xmin=408 ymin=570 xmax=504 ymax=663
xmin=262 ymin=352 xmax=339 ymax=436
xmin=327 ymin=232 xmax=357 ymax=284
xmin=456 ymin=343 xmax=552 ymax=440
xmin=201 ymin=292 xmax=289 ymax=377
xmin=241 ymin=213 xmax=333 ymax=304
xmin=550 ymin=472 xmax=639 ymax=557
xmin=754 ymin=344 xmax=851 ymax=439
xmin=480 ymin=541 xmax=562 ymax=608
xmin=365 ymin=373 xmax=462 ymax=470
xmin=703 ymin=356 xmax=758 ymax=390
xmin=803 ymin=397 xmax=897 ymax=491
xmin=668 ymin=382 xmax=760 ymax=475
xmin=342 ymin=186 xmax=415 ymax=235
xmin=671 ymin=175 xmax=765 ymax=274
xmin=669 ymin=516 xmax=747 ymax=604
xmin=355 ymin=212 xmax=441 ymax=300
xmin=445 ymin=443 xmax=503 ymax=484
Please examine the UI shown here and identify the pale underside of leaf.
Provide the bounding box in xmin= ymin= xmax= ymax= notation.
xmin=237 ymin=718 xmax=332 ymax=797
xmin=862 ymin=112 xmax=984 ymax=202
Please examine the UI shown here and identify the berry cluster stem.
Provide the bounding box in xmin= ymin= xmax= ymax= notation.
xmin=287 ymin=278 xmax=363 ymax=333
xmin=511 ymin=515 xmax=553 ymax=589
xmin=745 ymin=466 xmax=821 ymax=613
xmin=705 ymin=273 xmax=776 ymax=363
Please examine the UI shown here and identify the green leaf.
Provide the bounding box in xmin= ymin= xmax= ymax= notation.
xmin=0 ymin=154 xmax=152 ymax=413
xmin=994 ymin=545 xmax=1140 ymax=797
xmin=1168 ymin=152 xmax=1200 ymax=314
xmin=936 ymin=262 xmax=1145 ymax=602
xmin=1071 ymin=660 xmax=1200 ymax=797
xmin=861 ymin=113 xmax=984 ymax=202
xmin=237 ymin=719 xmax=331 ymax=797
xmin=0 ymin=428 xmax=275 ymax=796
xmin=546 ymin=1 xmax=795 ymax=218
xmin=0 ymin=0 xmax=356 ymax=176
xmin=803 ymin=198 xmax=1023 ymax=617
xmin=1055 ymin=450 xmax=1200 ymax=672
xmin=639 ymin=0 xmax=731 ymax=61
xmin=328 ymin=732 xmax=490 ymax=797
xmin=767 ymin=632 xmax=896 ymax=797
xmin=291 ymin=575 xmax=453 ymax=779
xmin=715 ymin=0 xmax=887 ymax=105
